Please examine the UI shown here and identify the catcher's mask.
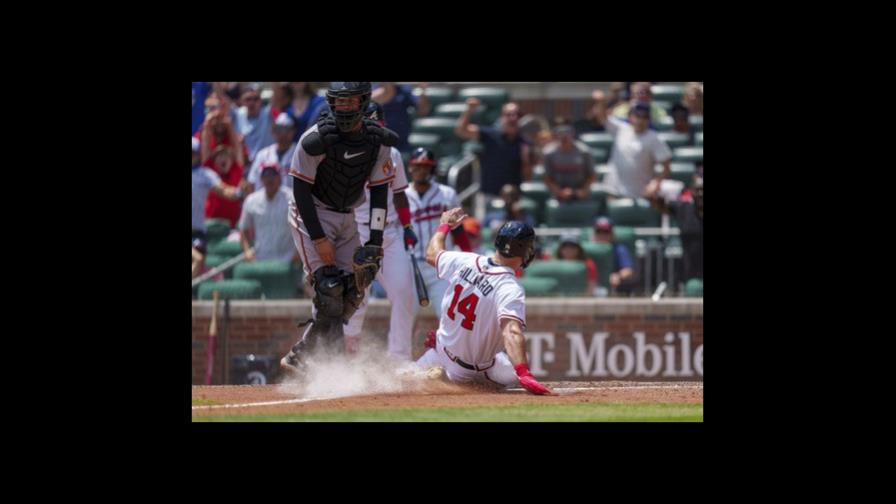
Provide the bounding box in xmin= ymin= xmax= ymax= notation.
xmin=326 ymin=82 xmax=372 ymax=133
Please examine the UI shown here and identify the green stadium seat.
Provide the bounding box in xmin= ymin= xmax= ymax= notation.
xmin=415 ymin=86 xmax=455 ymax=111
xmin=207 ymin=240 xmax=243 ymax=258
xmin=588 ymin=147 xmax=610 ymax=164
xmin=545 ymin=199 xmax=600 ymax=227
xmin=588 ymin=183 xmax=614 ymax=216
xmin=525 ymin=260 xmax=588 ymax=296
xmin=612 ymin=226 xmax=637 ymax=260
xmin=520 ymin=181 xmax=550 ymax=223
xmin=607 ymin=198 xmax=661 ymax=227
xmin=652 ymin=100 xmax=672 ymax=112
xmin=650 ymin=84 xmax=685 ymax=104
xmin=578 ymin=132 xmax=614 ymax=151
xmin=519 ymin=276 xmax=559 ymax=297
xmin=203 ymin=254 xmax=233 ymax=279
xmin=407 ymin=133 xmax=442 ymax=156
xmin=672 ymin=146 xmax=703 ymax=164
xmin=198 ymin=279 xmax=263 ymax=300
xmin=685 ymin=277 xmax=703 ymax=297
xmin=204 ymin=218 xmax=232 ymax=247
xmin=581 ymin=241 xmax=614 ymax=289
xmin=412 ymin=117 xmax=459 ymax=139
xmin=657 ymin=132 xmax=691 ymax=149
xmin=433 ymin=102 xmax=487 ymax=123
xmin=234 ymin=260 xmax=297 ymax=299
xmin=462 ymin=140 xmax=484 ymax=156
xmin=656 ymin=162 xmax=697 ymax=185
xmin=689 ymin=115 xmax=703 ymax=132
xmin=436 ymin=155 xmax=461 ymax=178
xmin=457 ymin=87 xmax=509 ymax=108
xmin=594 ymin=164 xmax=612 ymax=183
xmin=696 ymin=132 xmax=703 ymax=147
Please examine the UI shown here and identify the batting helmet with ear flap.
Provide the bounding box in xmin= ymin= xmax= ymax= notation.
xmin=408 ymin=147 xmax=436 ymax=181
xmin=365 ymin=101 xmax=386 ymax=126
xmin=326 ymin=82 xmax=372 ymax=132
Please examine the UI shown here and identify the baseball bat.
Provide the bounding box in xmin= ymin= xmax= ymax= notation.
xmin=411 ymin=254 xmax=430 ymax=307
xmin=204 ymin=290 xmax=219 ymax=385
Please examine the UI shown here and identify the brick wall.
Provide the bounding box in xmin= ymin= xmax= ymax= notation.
xmin=192 ymin=298 xmax=702 ymax=384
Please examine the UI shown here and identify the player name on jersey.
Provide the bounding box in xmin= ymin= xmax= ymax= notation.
xmin=456 ymin=266 xmax=496 ymax=297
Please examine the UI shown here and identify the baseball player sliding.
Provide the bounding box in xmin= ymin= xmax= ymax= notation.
xmin=415 ymin=208 xmax=553 ymax=395
xmin=343 ymin=102 xmax=418 ymax=361
xmin=281 ymin=82 xmax=399 ymax=378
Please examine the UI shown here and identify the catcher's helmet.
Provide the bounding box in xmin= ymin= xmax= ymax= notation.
xmin=494 ymin=221 xmax=537 ymax=269
xmin=365 ymin=101 xmax=385 ymax=126
xmin=326 ymin=82 xmax=372 ymax=132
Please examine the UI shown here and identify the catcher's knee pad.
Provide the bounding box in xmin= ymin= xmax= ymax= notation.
xmin=312 ymin=266 xmax=345 ymax=320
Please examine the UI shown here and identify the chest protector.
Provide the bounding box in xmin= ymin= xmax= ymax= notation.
xmin=301 ymin=114 xmax=399 ymax=211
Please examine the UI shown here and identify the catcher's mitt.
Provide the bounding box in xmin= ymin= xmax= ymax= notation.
xmin=352 ymin=244 xmax=384 ymax=291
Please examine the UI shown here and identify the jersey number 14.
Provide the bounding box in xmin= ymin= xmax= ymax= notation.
xmin=446 ymin=284 xmax=479 ymax=330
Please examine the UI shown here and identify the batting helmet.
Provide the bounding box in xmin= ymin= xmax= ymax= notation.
xmin=494 ymin=221 xmax=537 ymax=269
xmin=326 ymin=82 xmax=372 ymax=132
xmin=408 ymin=147 xmax=436 ymax=182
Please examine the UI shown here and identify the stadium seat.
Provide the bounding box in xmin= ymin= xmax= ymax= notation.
xmin=581 ymin=242 xmax=614 ymax=289
xmin=696 ymin=132 xmax=703 ymax=146
xmin=407 ymin=133 xmax=442 ymax=156
xmin=655 ymin=116 xmax=675 ymax=131
xmin=414 ymin=86 xmax=455 ymax=111
xmin=198 ymin=279 xmax=263 ymax=300
xmin=545 ymin=199 xmax=600 ymax=227
xmin=519 ymin=276 xmax=559 ymax=297
xmin=207 ymin=239 xmax=243 ymax=258
xmin=234 ymin=260 xmax=297 ymax=299
xmin=433 ymin=102 xmax=487 ymax=123
xmin=578 ymin=132 xmax=614 ymax=151
xmin=607 ymin=198 xmax=661 ymax=227
xmin=457 ymin=87 xmax=509 ymax=108
xmin=462 ymin=140 xmax=484 ymax=156
xmin=588 ymin=147 xmax=609 ymax=164
xmin=589 ymin=183 xmax=614 ymax=216
xmin=594 ymin=164 xmax=612 ymax=183
xmin=204 ymin=218 xmax=232 ymax=247
xmin=689 ymin=115 xmax=703 ymax=132
xmin=650 ymin=84 xmax=685 ymax=104
xmin=655 ymin=162 xmax=697 ymax=185
xmin=685 ymin=277 xmax=703 ymax=297
xmin=657 ymin=132 xmax=691 ymax=149
xmin=412 ymin=117 xmax=459 ymax=139
xmin=520 ymin=181 xmax=550 ymax=223
xmin=652 ymin=100 xmax=672 ymax=112
xmin=203 ymin=254 xmax=233 ymax=279
xmin=612 ymin=226 xmax=637 ymax=259
xmin=672 ymin=146 xmax=703 ymax=164
xmin=525 ymin=260 xmax=588 ymax=296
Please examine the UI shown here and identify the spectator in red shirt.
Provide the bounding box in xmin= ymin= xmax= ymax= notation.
xmin=196 ymin=94 xmax=247 ymax=168
xmin=205 ymin=145 xmax=245 ymax=228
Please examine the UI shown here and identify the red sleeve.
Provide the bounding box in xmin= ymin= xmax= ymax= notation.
xmin=586 ymin=258 xmax=598 ymax=286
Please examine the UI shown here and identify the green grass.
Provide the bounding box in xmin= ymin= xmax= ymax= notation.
xmin=192 ymin=403 xmax=702 ymax=422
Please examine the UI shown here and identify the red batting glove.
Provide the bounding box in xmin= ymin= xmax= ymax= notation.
xmin=514 ymin=363 xmax=553 ymax=395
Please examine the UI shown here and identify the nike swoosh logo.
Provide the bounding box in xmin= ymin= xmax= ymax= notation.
xmin=344 ymin=151 xmax=364 ymax=160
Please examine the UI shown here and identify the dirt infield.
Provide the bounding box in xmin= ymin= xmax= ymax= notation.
xmin=191 ymin=381 xmax=703 ymax=418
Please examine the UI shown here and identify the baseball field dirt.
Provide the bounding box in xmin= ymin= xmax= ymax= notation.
xmin=191 ymin=380 xmax=703 ymax=421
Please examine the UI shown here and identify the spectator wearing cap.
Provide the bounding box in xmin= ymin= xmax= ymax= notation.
xmin=456 ymin=98 xmax=532 ymax=197
xmin=612 ymin=82 xmax=669 ymax=126
xmin=235 ymin=84 xmax=275 ymax=164
xmin=670 ymin=103 xmax=697 ymax=146
xmin=193 ymin=138 xmax=242 ymax=277
xmin=483 ymin=184 xmax=536 ymax=230
xmin=554 ymin=233 xmax=598 ymax=296
xmin=247 ymin=112 xmax=298 ymax=192
xmin=205 ymin=145 xmax=245 ymax=228
xmin=238 ymin=164 xmax=297 ymax=264
xmin=592 ymin=217 xmax=635 ymax=294
xmin=594 ymin=102 xmax=672 ymax=200
xmin=543 ymin=124 xmax=595 ymax=203
xmin=372 ymin=82 xmax=431 ymax=153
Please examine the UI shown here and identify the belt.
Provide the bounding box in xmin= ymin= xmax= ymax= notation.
xmin=441 ymin=346 xmax=495 ymax=372
xmin=317 ymin=205 xmax=353 ymax=214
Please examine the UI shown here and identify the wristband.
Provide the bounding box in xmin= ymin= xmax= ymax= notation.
xmin=437 ymin=223 xmax=451 ymax=234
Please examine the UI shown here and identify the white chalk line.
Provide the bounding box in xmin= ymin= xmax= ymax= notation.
xmin=192 ymin=384 xmax=703 ymax=411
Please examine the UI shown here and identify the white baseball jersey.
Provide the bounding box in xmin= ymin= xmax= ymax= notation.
xmin=434 ymin=251 xmax=526 ymax=365
xmin=405 ymin=182 xmax=460 ymax=256
xmin=353 ymin=147 xmax=409 ymax=226
xmin=247 ymin=142 xmax=298 ymax=190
